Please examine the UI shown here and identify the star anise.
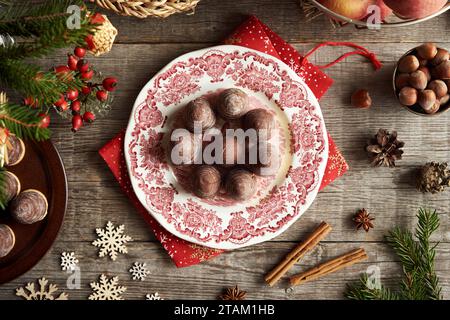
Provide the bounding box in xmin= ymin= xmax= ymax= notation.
xmin=218 ymin=285 xmax=247 ymax=300
xmin=353 ymin=209 xmax=375 ymax=232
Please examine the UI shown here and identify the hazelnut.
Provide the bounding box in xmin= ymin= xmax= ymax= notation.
xmin=243 ymin=108 xmax=275 ymax=138
xmin=217 ymin=88 xmax=249 ymax=120
xmin=430 ymin=48 xmax=449 ymax=66
xmin=395 ymin=73 xmax=410 ymax=89
xmin=419 ymin=59 xmax=428 ymax=67
xmin=418 ymin=66 xmax=431 ymax=81
xmin=10 ymin=189 xmax=48 ymax=224
xmin=418 ymin=90 xmax=437 ymax=111
xmin=424 ymin=101 xmax=440 ymax=114
xmin=432 ymin=60 xmax=450 ymax=79
xmin=408 ymin=70 xmax=428 ymax=90
xmin=427 ymin=80 xmax=448 ymax=98
xmin=398 ymin=55 xmax=419 ymax=73
xmin=192 ymin=165 xmax=221 ymax=198
xmin=351 ymin=89 xmax=372 ymax=109
xmin=184 ymin=97 xmax=216 ymax=132
xmin=0 ymin=224 xmax=15 ymax=258
xmin=416 ymin=43 xmax=438 ymax=60
xmin=170 ymin=130 xmax=200 ymax=165
xmin=225 ymin=169 xmax=256 ymax=201
xmin=439 ymin=94 xmax=450 ymax=106
xmin=398 ymin=87 xmax=418 ymax=106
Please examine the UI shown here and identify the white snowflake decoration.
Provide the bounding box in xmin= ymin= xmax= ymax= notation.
xmin=129 ymin=262 xmax=149 ymax=281
xmin=60 ymin=252 xmax=79 ymax=271
xmin=16 ymin=278 xmax=68 ymax=300
xmin=89 ymin=274 xmax=127 ymax=300
xmin=146 ymin=292 xmax=163 ymax=300
xmin=92 ymin=221 xmax=133 ymax=261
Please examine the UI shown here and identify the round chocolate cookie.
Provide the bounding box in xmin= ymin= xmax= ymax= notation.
xmin=5 ymin=134 xmax=25 ymax=166
xmin=0 ymin=224 xmax=15 ymax=258
xmin=10 ymin=189 xmax=48 ymax=224
xmin=217 ymin=88 xmax=249 ymax=120
xmin=2 ymin=171 xmax=21 ymax=203
xmin=243 ymin=108 xmax=275 ymax=139
xmin=225 ymin=169 xmax=256 ymax=201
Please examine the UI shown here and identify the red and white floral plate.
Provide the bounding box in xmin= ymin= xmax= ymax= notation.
xmin=124 ymin=45 xmax=328 ymax=249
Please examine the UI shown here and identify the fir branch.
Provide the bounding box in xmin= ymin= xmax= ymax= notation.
xmin=345 ymin=208 xmax=442 ymax=300
xmin=345 ymin=274 xmax=400 ymax=300
xmin=0 ymin=59 xmax=81 ymax=107
xmin=0 ymin=102 xmax=50 ymax=140
xmin=0 ymin=0 xmax=94 ymax=59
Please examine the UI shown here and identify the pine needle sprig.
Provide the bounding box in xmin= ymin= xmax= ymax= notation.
xmin=345 ymin=208 xmax=442 ymax=300
xmin=0 ymin=59 xmax=82 ymax=107
xmin=0 ymin=102 xmax=50 ymax=140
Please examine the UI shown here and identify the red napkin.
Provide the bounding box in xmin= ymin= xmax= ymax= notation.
xmin=99 ymin=16 xmax=349 ymax=268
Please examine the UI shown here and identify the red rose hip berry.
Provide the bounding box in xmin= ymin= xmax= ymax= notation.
xmin=83 ymin=111 xmax=96 ymax=123
xmin=67 ymin=54 xmax=79 ymax=71
xmin=38 ymin=113 xmax=51 ymax=128
xmin=81 ymin=69 xmax=94 ymax=80
xmin=96 ymin=90 xmax=108 ymax=102
xmin=66 ymin=89 xmax=79 ymax=101
xmin=77 ymin=59 xmax=90 ymax=73
xmin=71 ymin=115 xmax=83 ymax=132
xmin=71 ymin=100 xmax=81 ymax=114
xmin=102 ymin=77 xmax=118 ymax=92
xmin=74 ymin=47 xmax=86 ymax=58
xmin=81 ymin=86 xmax=92 ymax=95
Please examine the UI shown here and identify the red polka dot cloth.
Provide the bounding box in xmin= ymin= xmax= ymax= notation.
xmin=99 ymin=16 xmax=349 ymax=268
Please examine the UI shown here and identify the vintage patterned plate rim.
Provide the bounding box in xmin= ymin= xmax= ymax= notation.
xmin=124 ymin=45 xmax=328 ymax=249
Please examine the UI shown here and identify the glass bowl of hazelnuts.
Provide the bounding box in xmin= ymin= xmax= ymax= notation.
xmin=393 ymin=43 xmax=450 ymax=116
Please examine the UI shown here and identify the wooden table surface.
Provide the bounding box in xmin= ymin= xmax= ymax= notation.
xmin=1 ymin=0 xmax=449 ymax=300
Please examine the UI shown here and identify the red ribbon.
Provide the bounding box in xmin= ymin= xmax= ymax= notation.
xmin=301 ymin=41 xmax=382 ymax=70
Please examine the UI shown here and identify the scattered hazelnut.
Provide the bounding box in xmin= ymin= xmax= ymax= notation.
xmin=418 ymin=66 xmax=431 ymax=81
xmin=433 ymin=60 xmax=450 ymax=79
xmin=427 ymin=80 xmax=448 ymax=98
xmin=424 ymin=101 xmax=440 ymax=114
xmin=10 ymin=189 xmax=48 ymax=224
xmin=419 ymin=59 xmax=428 ymax=67
xmin=395 ymin=73 xmax=410 ymax=89
xmin=217 ymin=88 xmax=249 ymax=120
xmin=408 ymin=70 xmax=428 ymax=90
xmin=398 ymin=87 xmax=418 ymax=106
xmin=398 ymin=55 xmax=419 ymax=73
xmin=416 ymin=43 xmax=438 ymax=60
xmin=0 ymin=224 xmax=15 ymax=258
xmin=430 ymin=48 xmax=449 ymax=66
xmin=184 ymin=97 xmax=216 ymax=132
xmin=192 ymin=165 xmax=221 ymax=198
xmin=418 ymin=90 xmax=437 ymax=111
xmin=243 ymin=108 xmax=275 ymax=138
xmin=351 ymin=89 xmax=372 ymax=109
xmin=225 ymin=169 xmax=256 ymax=201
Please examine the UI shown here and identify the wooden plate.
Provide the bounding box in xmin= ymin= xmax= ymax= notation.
xmin=0 ymin=140 xmax=67 ymax=284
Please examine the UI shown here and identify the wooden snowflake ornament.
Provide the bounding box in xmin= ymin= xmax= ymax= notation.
xmin=16 ymin=278 xmax=68 ymax=300
xmin=60 ymin=252 xmax=79 ymax=271
xmin=89 ymin=274 xmax=127 ymax=300
xmin=129 ymin=262 xmax=149 ymax=281
xmin=92 ymin=221 xmax=133 ymax=261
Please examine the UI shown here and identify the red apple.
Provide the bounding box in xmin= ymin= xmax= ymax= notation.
xmin=383 ymin=0 xmax=447 ymax=19
xmin=318 ymin=0 xmax=372 ymax=20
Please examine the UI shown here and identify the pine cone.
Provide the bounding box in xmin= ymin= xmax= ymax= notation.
xmin=417 ymin=162 xmax=450 ymax=194
xmin=366 ymin=129 xmax=404 ymax=167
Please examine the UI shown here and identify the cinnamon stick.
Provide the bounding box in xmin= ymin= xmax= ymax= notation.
xmin=264 ymin=221 xmax=332 ymax=287
xmin=289 ymin=248 xmax=368 ymax=286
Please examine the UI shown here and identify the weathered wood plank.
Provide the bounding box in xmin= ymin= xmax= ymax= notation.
xmin=0 ymin=242 xmax=449 ymax=300
xmin=99 ymin=0 xmax=450 ymax=44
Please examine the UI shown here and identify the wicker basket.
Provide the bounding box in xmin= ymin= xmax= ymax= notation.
xmin=93 ymin=0 xmax=201 ymax=19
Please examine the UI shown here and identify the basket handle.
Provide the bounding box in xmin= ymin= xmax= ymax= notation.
xmin=301 ymin=41 xmax=382 ymax=70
